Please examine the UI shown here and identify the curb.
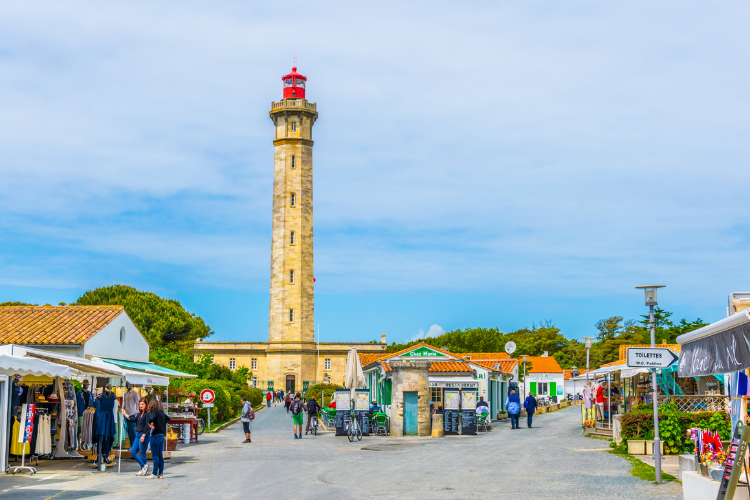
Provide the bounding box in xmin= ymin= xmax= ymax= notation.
xmin=213 ymin=404 xmax=266 ymax=433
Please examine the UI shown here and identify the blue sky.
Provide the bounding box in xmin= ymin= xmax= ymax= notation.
xmin=1 ymin=2 xmax=749 ymax=345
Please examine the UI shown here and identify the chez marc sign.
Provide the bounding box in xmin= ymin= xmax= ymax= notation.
xmin=626 ymin=347 xmax=679 ymax=369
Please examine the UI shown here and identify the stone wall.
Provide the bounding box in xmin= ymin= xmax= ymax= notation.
xmin=389 ymin=361 xmax=432 ymax=437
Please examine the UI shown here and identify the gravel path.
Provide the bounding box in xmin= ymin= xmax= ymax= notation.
xmin=0 ymin=403 xmax=683 ymax=499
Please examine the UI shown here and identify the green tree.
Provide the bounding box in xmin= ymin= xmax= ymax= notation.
xmin=0 ymin=301 xmax=36 ymax=306
xmin=75 ymin=284 xmax=213 ymax=349
xmin=637 ymin=308 xmax=707 ymax=344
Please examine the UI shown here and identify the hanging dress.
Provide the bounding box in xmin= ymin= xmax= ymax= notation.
xmin=97 ymin=392 xmax=117 ymax=457
xmin=10 ymin=417 xmax=30 ymax=456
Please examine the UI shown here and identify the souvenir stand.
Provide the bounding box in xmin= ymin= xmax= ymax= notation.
xmin=164 ymin=388 xmax=201 ymax=444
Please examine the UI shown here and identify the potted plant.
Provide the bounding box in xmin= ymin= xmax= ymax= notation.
xmin=497 ymin=411 xmax=506 ymax=420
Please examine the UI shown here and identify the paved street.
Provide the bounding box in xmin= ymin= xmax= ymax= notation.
xmin=0 ymin=404 xmax=682 ymax=499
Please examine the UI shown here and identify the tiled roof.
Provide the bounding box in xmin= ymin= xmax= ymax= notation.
xmin=523 ymin=356 xmax=563 ymax=373
xmin=379 ymin=360 xmax=473 ymax=373
xmin=600 ymin=359 xmax=625 ymax=368
xmin=359 ymin=353 xmax=385 ymax=367
xmin=473 ymin=359 xmax=518 ymax=374
xmin=0 ymin=306 xmax=125 ymax=345
xmin=457 ymin=352 xmax=510 ymax=361
xmin=618 ymin=343 xmax=681 ymax=360
xmin=564 ymin=368 xmax=593 ymax=380
xmin=384 ymin=342 xmax=455 ymax=359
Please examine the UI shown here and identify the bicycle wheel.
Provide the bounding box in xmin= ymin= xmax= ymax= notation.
xmin=356 ymin=427 xmax=362 ymax=441
xmin=312 ymin=421 xmax=317 ymax=436
xmin=347 ymin=426 xmax=354 ymax=442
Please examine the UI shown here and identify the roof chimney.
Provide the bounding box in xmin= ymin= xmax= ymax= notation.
xmin=381 ymin=333 xmax=386 ymax=344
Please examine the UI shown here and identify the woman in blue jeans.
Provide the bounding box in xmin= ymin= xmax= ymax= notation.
xmin=505 ymin=389 xmax=521 ymax=429
xmin=146 ymin=399 xmax=170 ymax=479
xmin=121 ymin=398 xmax=151 ymax=476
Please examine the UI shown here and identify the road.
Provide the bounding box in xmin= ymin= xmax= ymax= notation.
xmin=0 ymin=403 xmax=682 ymax=499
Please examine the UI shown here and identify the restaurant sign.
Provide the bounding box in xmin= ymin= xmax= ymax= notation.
xmin=429 ymin=382 xmax=479 ymax=388
xmin=401 ymin=347 xmax=446 ymax=358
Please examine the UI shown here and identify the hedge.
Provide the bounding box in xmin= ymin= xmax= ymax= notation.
xmin=307 ymin=383 xmax=345 ymax=406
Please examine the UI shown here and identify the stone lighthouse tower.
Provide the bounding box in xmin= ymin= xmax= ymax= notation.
xmin=266 ymin=66 xmax=318 ymax=392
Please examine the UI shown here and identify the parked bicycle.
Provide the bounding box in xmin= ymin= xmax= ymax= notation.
xmin=345 ymin=411 xmax=362 ymax=442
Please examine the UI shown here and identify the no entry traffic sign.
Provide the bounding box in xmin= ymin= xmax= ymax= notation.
xmin=626 ymin=347 xmax=679 ymax=369
xmin=200 ymin=389 xmax=215 ymax=404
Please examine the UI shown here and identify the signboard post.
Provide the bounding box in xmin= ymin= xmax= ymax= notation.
xmin=200 ymin=390 xmax=215 ymax=430
xmin=461 ymin=391 xmax=477 ymax=435
xmin=355 ymin=389 xmax=370 ymax=435
xmin=12 ymin=404 xmax=36 ymax=475
xmin=626 ymin=348 xmax=679 ymax=369
xmin=334 ymin=390 xmax=351 ymax=436
xmin=443 ymin=390 xmax=460 ymax=435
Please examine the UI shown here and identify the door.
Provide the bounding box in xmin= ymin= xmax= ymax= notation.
xmin=403 ymin=391 xmax=418 ymax=436
xmin=286 ymin=375 xmax=295 ymax=394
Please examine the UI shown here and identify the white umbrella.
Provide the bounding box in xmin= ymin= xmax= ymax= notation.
xmin=345 ymin=347 xmax=365 ymax=406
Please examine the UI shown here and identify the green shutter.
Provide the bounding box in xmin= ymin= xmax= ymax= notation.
xmin=550 ymin=382 xmax=556 ymax=397
xmin=530 ymin=382 xmax=537 ymax=396
xmin=384 ymin=379 xmax=392 ymax=405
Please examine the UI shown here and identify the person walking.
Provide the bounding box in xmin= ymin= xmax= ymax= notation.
xmin=524 ymin=392 xmax=537 ymax=428
xmin=240 ymin=397 xmax=255 ymax=443
xmin=291 ymin=392 xmax=305 ymax=439
xmin=121 ymin=397 xmax=151 ymax=476
xmin=505 ymin=389 xmax=521 ymax=429
xmin=305 ymin=397 xmax=320 ymax=435
xmin=284 ymin=393 xmax=292 ymax=413
xmin=266 ymin=391 xmax=272 ymax=408
xmin=146 ymin=399 xmax=170 ymax=479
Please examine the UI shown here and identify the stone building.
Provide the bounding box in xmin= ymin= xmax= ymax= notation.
xmin=194 ymin=66 xmax=385 ymax=392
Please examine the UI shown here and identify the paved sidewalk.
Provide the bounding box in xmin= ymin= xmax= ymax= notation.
xmin=0 ymin=404 xmax=683 ymax=499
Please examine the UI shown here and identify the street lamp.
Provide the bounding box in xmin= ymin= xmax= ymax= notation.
xmin=582 ymin=337 xmax=595 ymax=385
xmin=636 ymin=285 xmax=666 ymax=484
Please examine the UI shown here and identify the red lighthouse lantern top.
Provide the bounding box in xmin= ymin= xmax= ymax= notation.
xmin=282 ymin=66 xmax=307 ymax=99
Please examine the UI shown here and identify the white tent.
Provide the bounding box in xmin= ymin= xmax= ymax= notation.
xmin=345 ymin=347 xmax=365 ymax=404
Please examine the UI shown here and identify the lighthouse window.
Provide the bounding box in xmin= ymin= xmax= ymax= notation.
xmin=290 ymin=193 xmax=296 ymax=207
xmin=291 ymin=155 xmax=295 ymax=168
xmin=290 ymin=269 xmax=294 ymax=284
xmin=290 ymin=231 xmax=295 ymax=244
xmin=289 ymin=309 xmax=294 ymax=322
xmin=291 ymin=122 xmax=297 ymax=133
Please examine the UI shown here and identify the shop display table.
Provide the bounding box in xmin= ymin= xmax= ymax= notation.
xmin=168 ymin=416 xmax=200 ymax=443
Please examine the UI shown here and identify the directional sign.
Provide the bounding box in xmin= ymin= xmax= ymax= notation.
xmin=200 ymin=389 xmax=215 ymax=404
xmin=626 ymin=347 xmax=679 ymax=369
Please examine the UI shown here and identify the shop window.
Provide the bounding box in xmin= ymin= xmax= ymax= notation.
xmin=537 ymin=382 xmax=548 ymax=396
xmin=289 ymin=308 xmax=294 ymax=322
xmin=324 ymin=358 xmax=331 ymax=370
xmin=430 ymin=387 xmax=443 ymax=405
xmin=290 ymin=231 xmax=295 ymax=244
xmin=291 ymin=155 xmax=296 ymax=168
xmin=229 ymin=358 xmax=236 ymax=370
xmin=290 ymin=193 xmax=296 ymax=207
xmin=290 ymin=269 xmax=294 ymax=284
xmin=251 ymin=358 xmax=257 ymax=370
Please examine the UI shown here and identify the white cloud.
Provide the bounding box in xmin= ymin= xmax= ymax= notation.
xmin=410 ymin=324 xmax=446 ymax=342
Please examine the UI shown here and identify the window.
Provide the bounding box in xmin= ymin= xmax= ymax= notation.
xmin=291 ymin=155 xmax=296 ymax=168
xmin=537 ymin=382 xmax=548 ymax=396
xmin=430 ymin=387 xmax=443 ymax=405
xmin=119 ymin=326 xmax=126 ymax=344
xmin=229 ymin=358 xmax=236 ymax=370
xmin=252 ymin=377 xmax=257 ymax=388
xmin=289 ymin=308 xmax=294 ymax=322
xmin=251 ymin=358 xmax=257 ymax=370
xmin=291 ymin=122 xmax=297 ymax=132
xmin=289 ymin=269 xmax=294 ymax=284
xmin=290 ymin=231 xmax=295 ymax=244
xmin=290 ymin=193 xmax=296 ymax=207
xmin=324 ymin=358 xmax=331 ymax=370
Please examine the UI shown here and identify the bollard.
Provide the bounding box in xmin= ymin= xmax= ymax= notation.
xmin=431 ymin=414 xmax=444 ymax=438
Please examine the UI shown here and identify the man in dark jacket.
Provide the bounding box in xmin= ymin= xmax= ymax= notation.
xmin=524 ymin=393 xmax=537 ymax=428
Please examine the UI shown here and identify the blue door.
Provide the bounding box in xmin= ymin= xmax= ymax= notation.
xmin=403 ymin=392 xmax=418 ymax=436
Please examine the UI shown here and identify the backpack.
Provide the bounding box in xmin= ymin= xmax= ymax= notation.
xmin=247 ymin=406 xmax=255 ymax=420
xmin=291 ymin=399 xmax=303 ymax=415
xmin=307 ymin=400 xmax=319 ymax=413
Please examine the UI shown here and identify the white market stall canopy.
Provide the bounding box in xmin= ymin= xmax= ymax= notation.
xmin=676 ymin=309 xmax=750 ymax=377
xmin=0 ymin=354 xmax=71 ymax=379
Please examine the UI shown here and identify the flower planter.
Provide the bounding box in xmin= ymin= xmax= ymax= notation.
xmin=550 ymin=404 xmax=559 ymax=411
xmin=627 ymin=440 xmax=646 ymax=455
xmin=645 ymin=440 xmax=664 ymax=456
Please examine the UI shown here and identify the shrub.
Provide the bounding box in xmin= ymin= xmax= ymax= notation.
xmin=307 ymin=383 xmax=345 ymax=406
xmin=235 ymin=388 xmax=264 ymax=407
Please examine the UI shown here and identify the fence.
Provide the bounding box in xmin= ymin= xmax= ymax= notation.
xmin=656 ymin=395 xmax=730 ymax=413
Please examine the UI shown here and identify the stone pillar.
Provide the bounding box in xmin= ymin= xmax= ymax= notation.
xmin=389 ymin=361 xmax=431 ymax=437
xmin=431 ymin=414 xmax=444 ymax=438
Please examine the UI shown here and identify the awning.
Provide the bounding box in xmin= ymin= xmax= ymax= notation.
xmin=677 ymin=309 xmax=750 ymax=377
xmin=98 ymin=358 xmax=197 ymax=379
xmin=621 ymin=367 xmax=650 ymax=378
xmin=428 ymin=376 xmax=479 ymax=388
xmin=0 ymin=354 xmax=71 ymax=379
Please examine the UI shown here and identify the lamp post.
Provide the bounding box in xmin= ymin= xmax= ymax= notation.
xmin=636 ymin=285 xmax=665 ymax=484
xmin=582 ymin=337 xmax=594 ymax=385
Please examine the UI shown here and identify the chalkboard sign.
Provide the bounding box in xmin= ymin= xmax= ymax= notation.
xmin=443 ymin=410 xmax=459 ymax=435
xmin=355 ymin=410 xmax=370 ymax=436
xmin=461 ymin=410 xmax=477 ymax=435
xmin=335 ymin=411 xmax=347 ymax=436
xmin=717 ymin=420 xmax=750 ymax=500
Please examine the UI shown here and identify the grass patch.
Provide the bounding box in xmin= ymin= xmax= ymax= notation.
xmin=585 ymin=433 xmax=613 ymax=442
xmin=609 ymin=445 xmax=679 ymax=483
